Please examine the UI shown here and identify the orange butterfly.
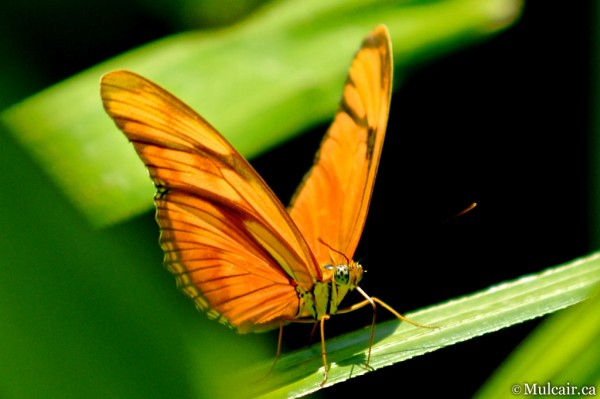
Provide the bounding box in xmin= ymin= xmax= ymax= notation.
xmin=101 ymin=25 xmax=427 ymax=386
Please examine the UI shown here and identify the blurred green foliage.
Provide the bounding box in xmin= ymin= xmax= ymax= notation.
xmin=1 ymin=0 xmax=522 ymax=227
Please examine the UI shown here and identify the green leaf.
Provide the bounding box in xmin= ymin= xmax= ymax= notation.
xmin=474 ymin=272 xmax=600 ymax=398
xmin=0 ymin=0 xmax=523 ymax=227
xmin=235 ymin=252 xmax=600 ymax=398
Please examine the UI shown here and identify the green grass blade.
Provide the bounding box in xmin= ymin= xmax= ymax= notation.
xmin=0 ymin=0 xmax=522 ymax=227
xmin=474 ymin=279 xmax=600 ymax=398
xmin=237 ymin=252 xmax=600 ymax=398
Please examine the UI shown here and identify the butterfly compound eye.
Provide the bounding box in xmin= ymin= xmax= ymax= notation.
xmin=334 ymin=265 xmax=350 ymax=285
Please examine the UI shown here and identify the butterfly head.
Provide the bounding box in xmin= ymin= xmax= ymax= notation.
xmin=314 ymin=261 xmax=363 ymax=317
xmin=323 ymin=261 xmax=363 ymax=289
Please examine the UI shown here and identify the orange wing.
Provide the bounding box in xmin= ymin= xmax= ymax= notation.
xmin=288 ymin=25 xmax=393 ymax=265
xmin=101 ymin=71 xmax=320 ymax=333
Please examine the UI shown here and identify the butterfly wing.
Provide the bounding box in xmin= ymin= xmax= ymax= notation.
xmin=288 ymin=25 xmax=393 ymax=265
xmin=101 ymin=71 xmax=320 ymax=333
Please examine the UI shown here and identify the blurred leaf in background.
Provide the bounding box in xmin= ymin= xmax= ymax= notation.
xmin=1 ymin=0 xmax=522 ymax=227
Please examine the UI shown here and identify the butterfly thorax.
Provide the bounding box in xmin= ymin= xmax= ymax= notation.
xmin=297 ymin=261 xmax=363 ymax=320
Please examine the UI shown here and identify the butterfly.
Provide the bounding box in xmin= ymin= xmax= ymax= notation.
xmin=101 ymin=24 xmax=428 ymax=386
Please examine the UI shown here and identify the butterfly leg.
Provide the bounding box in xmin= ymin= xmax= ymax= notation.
xmin=338 ymin=286 xmax=435 ymax=328
xmin=336 ymin=286 xmax=436 ymax=366
xmin=319 ymin=314 xmax=331 ymax=387
xmin=262 ymin=320 xmax=285 ymax=381
xmin=336 ymin=287 xmax=377 ymax=365
xmin=309 ymin=321 xmax=319 ymax=345
xmin=369 ymin=296 xmax=437 ymax=329
xmin=286 ymin=316 xmax=333 ymax=386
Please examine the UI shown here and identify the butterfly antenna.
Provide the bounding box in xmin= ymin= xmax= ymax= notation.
xmin=443 ymin=202 xmax=477 ymax=223
xmin=318 ymin=238 xmax=350 ymax=265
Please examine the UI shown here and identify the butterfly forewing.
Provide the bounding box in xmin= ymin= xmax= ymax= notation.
xmin=101 ymin=71 xmax=320 ymax=332
xmin=288 ymin=25 xmax=393 ymax=265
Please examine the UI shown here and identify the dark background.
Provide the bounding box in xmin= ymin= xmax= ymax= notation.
xmin=253 ymin=2 xmax=593 ymax=397
xmin=1 ymin=1 xmax=594 ymax=398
